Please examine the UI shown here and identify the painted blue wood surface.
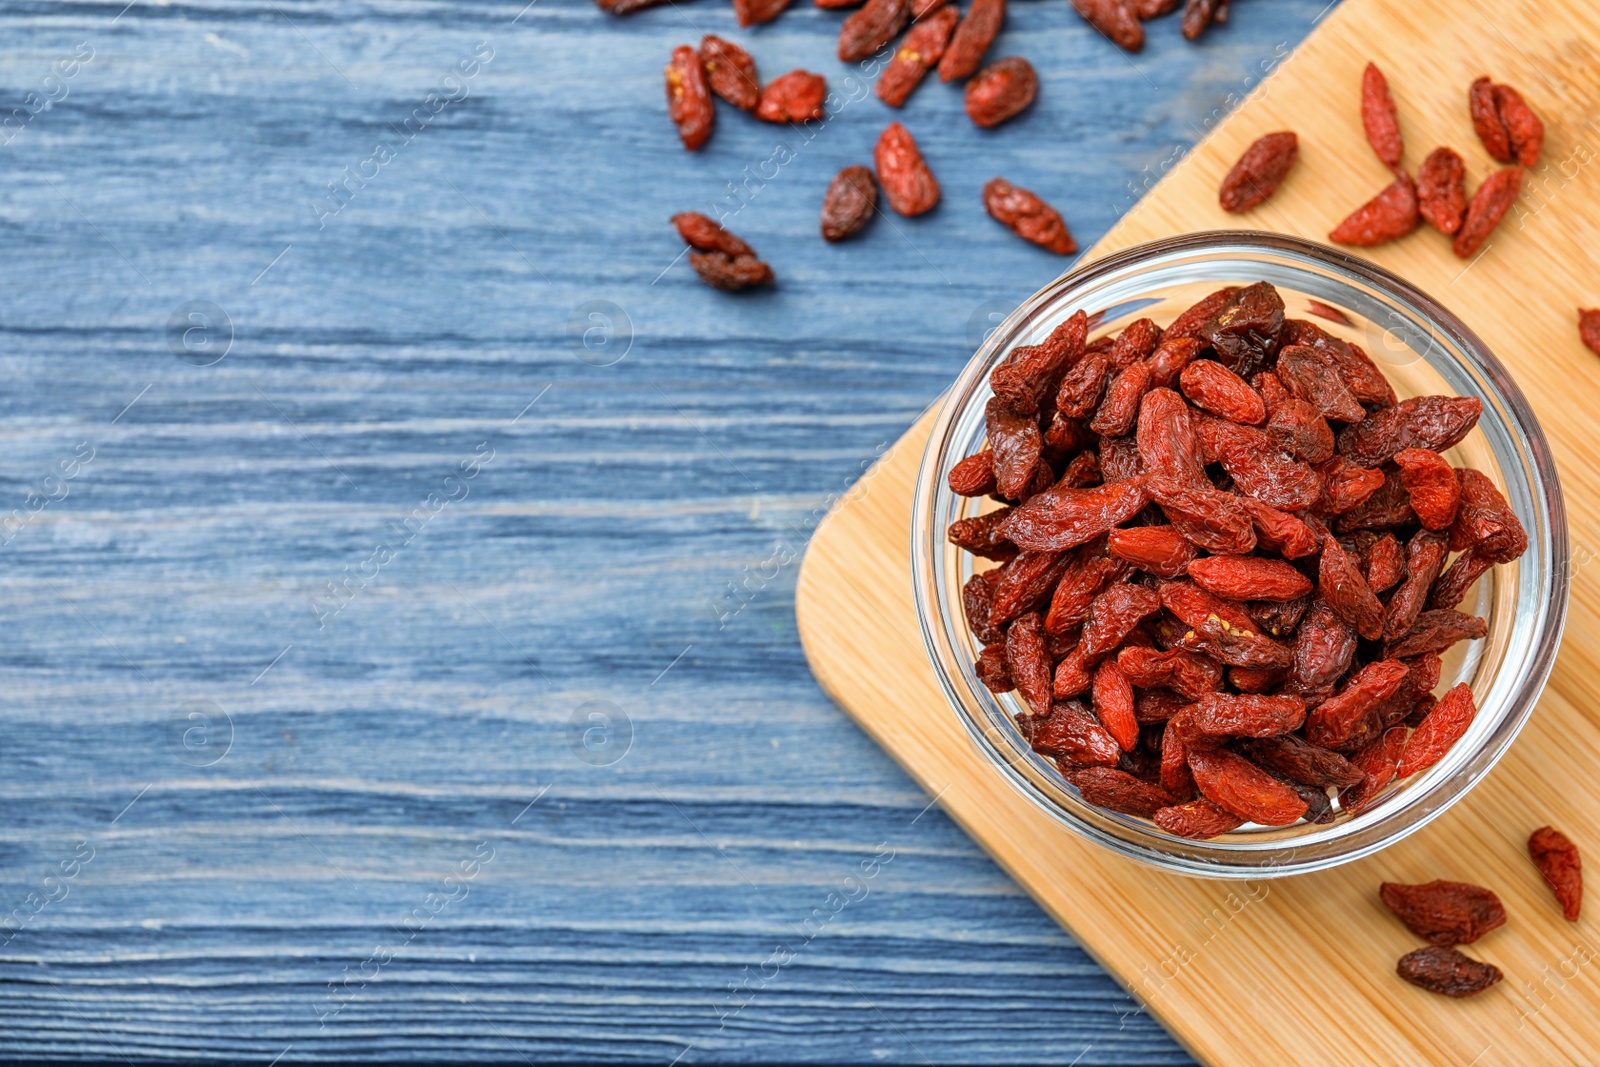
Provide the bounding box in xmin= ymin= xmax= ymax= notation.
xmin=0 ymin=0 xmax=1332 ymax=1060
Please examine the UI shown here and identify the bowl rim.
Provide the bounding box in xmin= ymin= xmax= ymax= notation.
xmin=911 ymin=229 xmax=1570 ymax=878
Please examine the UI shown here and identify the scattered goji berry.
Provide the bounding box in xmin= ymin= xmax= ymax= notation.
xmin=875 ymin=121 xmax=941 ymax=216
xmin=688 ymin=251 xmax=774 ymax=291
xmin=734 ymin=0 xmax=793 ymax=24
xmin=1453 ymin=166 xmax=1522 ymax=259
xmin=838 ymin=0 xmax=909 ymax=61
xmin=1219 ymin=131 xmax=1298 ymax=213
xmin=820 ymin=165 xmax=878 ymax=242
xmin=1380 ymin=879 xmax=1505 ymax=945
xmin=1580 ymin=309 xmax=1600 ymax=356
xmin=1179 ymin=0 xmax=1221 ymax=40
xmin=938 ymin=0 xmax=1005 ymax=82
xmin=1416 ymin=147 xmax=1467 ymax=235
xmin=1266 ymin=399 xmax=1334 ymax=464
xmin=1397 ymin=946 xmax=1502 ymax=997
xmin=1469 ymin=76 xmax=1511 ymax=162
xmin=1071 ymin=0 xmax=1143 ymax=51
xmin=983 ymin=178 xmax=1076 ymax=254
xmin=966 ymin=56 xmax=1038 ymax=128
xmin=665 ymin=45 xmax=714 ymax=150
xmin=1329 ymin=173 xmax=1420 ymax=246
xmin=875 ymin=5 xmax=959 ymax=106
xmin=1528 ymin=826 xmax=1582 ymax=922
xmin=1360 ymin=62 xmax=1403 ymax=171
xmin=756 ymin=69 xmax=827 ymax=122
xmin=699 ymin=35 xmax=760 ymax=111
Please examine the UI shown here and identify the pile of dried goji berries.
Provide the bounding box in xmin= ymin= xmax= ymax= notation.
xmin=639 ymin=0 xmax=1235 ymax=288
xmin=948 ymin=280 xmax=1529 ymax=837
xmin=1381 ymin=825 xmax=1581 ymax=998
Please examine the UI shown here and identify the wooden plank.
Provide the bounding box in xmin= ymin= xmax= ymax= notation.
xmin=798 ymin=0 xmax=1600 ymax=1063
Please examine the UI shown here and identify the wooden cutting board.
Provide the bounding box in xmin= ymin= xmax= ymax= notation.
xmin=796 ymin=1 xmax=1600 ymax=1063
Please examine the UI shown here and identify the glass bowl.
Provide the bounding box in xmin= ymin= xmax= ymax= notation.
xmin=911 ymin=231 xmax=1568 ymax=878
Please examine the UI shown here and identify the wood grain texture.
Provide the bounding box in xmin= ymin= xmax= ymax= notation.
xmin=799 ymin=1 xmax=1600 ymax=1065
xmin=0 ymin=0 xmax=1344 ymax=1061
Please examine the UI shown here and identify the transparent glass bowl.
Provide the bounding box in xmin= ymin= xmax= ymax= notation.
xmin=911 ymin=231 xmax=1568 ymax=878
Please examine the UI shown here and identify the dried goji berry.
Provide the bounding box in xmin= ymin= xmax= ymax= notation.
xmin=1005 ymin=611 xmax=1053 ymax=717
xmin=1000 ymin=476 xmax=1150 ymax=552
xmin=733 ymin=0 xmax=793 ymax=25
xmin=1229 ymin=665 xmax=1287 ymax=693
xmin=1081 ymin=582 xmax=1161 ymax=658
xmin=1338 ymin=395 xmax=1482 ymax=467
xmin=963 ymin=570 xmax=1003 ymax=644
xmin=875 ymin=121 xmax=941 ymax=216
xmin=983 ymin=178 xmax=1076 ymax=254
xmin=672 ymin=212 xmax=754 ymax=257
xmin=1159 ymin=709 xmax=1197 ymax=796
xmin=1188 ymin=746 xmax=1308 ymax=825
xmin=820 ymin=165 xmax=878 ymax=242
xmin=875 ymin=5 xmax=959 ymax=106
xmin=1180 ymin=359 xmax=1266 ymax=425
xmin=1453 ymin=165 xmax=1522 ymax=259
xmin=1240 ymin=499 xmax=1318 ymax=559
xmin=1397 ymin=946 xmax=1502 ymax=997
xmin=1136 ymin=388 xmax=1208 ymax=488
xmin=1147 ymin=337 xmax=1203 ymax=389
xmin=1130 ymin=0 xmax=1180 ymax=14
xmin=1188 ymin=555 xmax=1312 ymax=603
xmin=1285 ymin=598 xmax=1357 ymax=702
xmin=1528 ymin=826 xmax=1582 ymax=922
xmin=1092 ymin=658 xmax=1140 ymax=751
xmin=984 ymin=397 xmax=1042 ymax=499
xmin=1303 ymin=658 xmax=1408 ymax=748
xmin=699 ymin=35 xmax=760 ymax=111
xmin=1383 ymin=530 xmax=1446 ymax=640
xmin=1207 ymin=421 xmax=1322 ymax=512
xmin=1242 ymin=734 xmax=1364 ymax=788
xmin=1089 ymin=361 xmax=1154 ymax=437
xmin=1276 ymin=344 xmax=1365 ymax=424
xmin=1068 ymin=767 xmax=1173 ymax=817
xmin=1179 ymin=614 xmax=1293 ymax=670
xmin=976 ymin=642 xmax=1012 ymax=691
xmin=1469 ymin=76 xmax=1511 ymax=162
xmin=1028 ymin=701 xmax=1122 ymax=765
xmin=1329 ymin=173 xmax=1420 ymax=246
xmin=1119 ymin=645 xmax=1222 ymax=702
xmin=1304 ymin=300 xmax=1353 ymax=327
xmin=1201 ymin=282 xmax=1285 ymax=379
xmin=756 ymin=69 xmax=827 ymax=122
xmin=938 ymin=0 xmax=1005 ymax=81
xmin=1164 ymin=287 xmax=1240 ymax=343
xmin=1071 ymin=0 xmax=1143 ymax=51
xmin=1317 ymin=534 xmax=1385 ymax=640
xmin=688 ymin=251 xmax=774 ymax=291
xmin=946 ymin=508 xmax=1017 ymax=561
xmin=1494 ymin=82 xmax=1543 ymax=167
xmin=1580 ymin=309 xmax=1600 ymax=356
xmin=1380 ymin=879 xmax=1505 ymax=945
xmin=1360 ymin=62 xmax=1404 ymax=171
xmin=1428 ymin=542 xmax=1490 ymax=609
xmin=1383 ymin=609 xmax=1487 ymax=659
xmin=966 ymin=56 xmax=1038 ymax=128
xmin=1337 ymin=724 xmax=1405 ymax=813
xmin=1389 ymin=448 xmax=1458 ymax=530
xmin=1249 ymin=594 xmax=1310 ymax=639
xmin=1146 ymin=475 xmax=1257 ymax=554
xmin=1107 ymin=526 xmax=1197 ymax=578
xmin=1283 ymin=319 xmax=1396 ymax=407
xmin=1044 ymin=544 xmax=1125 ymax=634
xmin=993 ymin=310 xmax=1088 ymax=416
xmin=1266 ymin=399 xmax=1335 ymax=464
xmin=989 ymin=548 xmax=1071 ymax=628
xmin=1396 ymin=682 xmax=1475 ymax=778
xmin=838 ymin=0 xmax=910 ymax=61
xmin=1179 ymin=0 xmax=1221 ymax=40
xmin=1417 ymin=147 xmax=1467 ymax=235
xmin=1450 ymin=467 xmax=1526 ymax=562
xmin=665 ymin=46 xmax=714 ymax=150
xmin=1158 ymin=577 xmax=1255 ymax=633
xmin=1191 ymin=692 xmax=1305 ymax=739
xmin=1155 ymin=796 xmax=1241 ymax=838
xmin=1219 ymin=131 xmax=1298 ymax=213
xmin=1363 ymin=531 xmax=1406 ymax=591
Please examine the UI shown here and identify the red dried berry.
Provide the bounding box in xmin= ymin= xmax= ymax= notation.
xmin=1416 ymin=147 xmax=1467 ymax=235
xmin=1286 ymin=598 xmax=1357 ymax=702
xmin=875 ymin=5 xmax=959 ymax=106
xmin=1380 ymin=879 xmax=1506 ymax=946
xmin=1188 ymin=555 xmax=1312 ymax=603
xmin=1528 ymin=826 xmax=1583 ymax=922
xmin=938 ymin=0 xmax=1005 ymax=81
xmin=1453 ymin=166 xmax=1522 ymax=259
xmin=1191 ymin=692 xmax=1305 ymax=739
xmin=1188 ymin=746 xmax=1308 ymax=826
xmin=989 ymin=549 xmax=1071 ymax=628
xmin=1469 ymin=76 xmax=1511 ymax=162
xmin=687 ymin=251 xmax=773 ymax=292
xmin=699 ymin=35 xmax=760 ymax=111
xmin=1119 ymin=646 xmax=1223 ymax=702
xmin=1219 ymin=131 xmax=1298 ymax=213
xmin=1179 ymin=359 xmax=1266 ymax=425
xmin=838 ymin=0 xmax=909 ymax=61
xmin=1392 ymin=448 xmax=1460 ymax=530
xmin=1005 ymin=612 xmax=1053 ymax=718
xmin=1242 ymin=735 xmax=1364 ymax=789
xmin=1338 ymin=395 xmax=1482 ymax=467
xmin=1398 ymin=946 xmax=1503 ymax=998
xmin=665 ymin=45 xmax=714 ymax=151
xmin=1071 ymin=0 xmax=1143 ymax=51
xmin=672 ymin=212 xmax=754 ymax=257
xmin=1146 ymin=475 xmax=1257 ymax=555
xmin=1337 ymin=724 xmax=1405 ymax=814
xmin=733 ymin=0 xmax=794 ymax=24
xmin=821 ymin=165 xmax=878 ymax=242
xmin=875 ymin=122 xmax=940 ymax=216
xmin=1318 ymin=535 xmax=1385 ymax=641
xmin=1396 ymin=682 xmax=1475 ymax=778
xmin=1000 ymin=477 xmax=1150 ymax=553
xmin=983 ymin=178 xmax=1076 ymax=254
xmin=946 ymin=509 xmax=1016 ymax=561
xmin=1581 ymin=309 xmax=1600 ymax=356
xmin=966 ymin=56 xmax=1038 ymax=128
xmin=1092 ymin=658 xmax=1140 ymax=751
xmin=1179 ymin=0 xmax=1221 ymax=40
xmin=1106 ymin=526 xmax=1197 ymax=578
xmin=1080 ymin=582 xmax=1161 ymax=659
xmin=1069 ymin=767 xmax=1173 ymax=818
xmin=1383 ymin=609 xmax=1488 ymax=660
xmin=1266 ymin=399 xmax=1334 ymax=464
xmin=1276 ymin=344 xmax=1364 ymax=424
xmin=1493 ymin=83 xmax=1544 ymax=167
xmin=1360 ymin=62 xmax=1403 ymax=171
xmin=1329 ymin=173 xmax=1420 ymax=246
xmin=1303 ymin=658 xmax=1408 ymax=749
xmin=1363 ymin=531 xmax=1405 ymax=591
xmin=1154 ymin=796 xmax=1242 ymax=839
xmin=756 ymin=70 xmax=827 ymax=122
xmin=1028 ymin=702 xmax=1122 ymax=765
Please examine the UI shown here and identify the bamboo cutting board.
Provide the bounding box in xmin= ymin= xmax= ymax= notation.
xmin=796 ymin=1 xmax=1600 ymax=1063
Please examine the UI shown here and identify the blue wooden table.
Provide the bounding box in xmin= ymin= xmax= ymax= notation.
xmin=0 ymin=0 xmax=1333 ymax=1060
